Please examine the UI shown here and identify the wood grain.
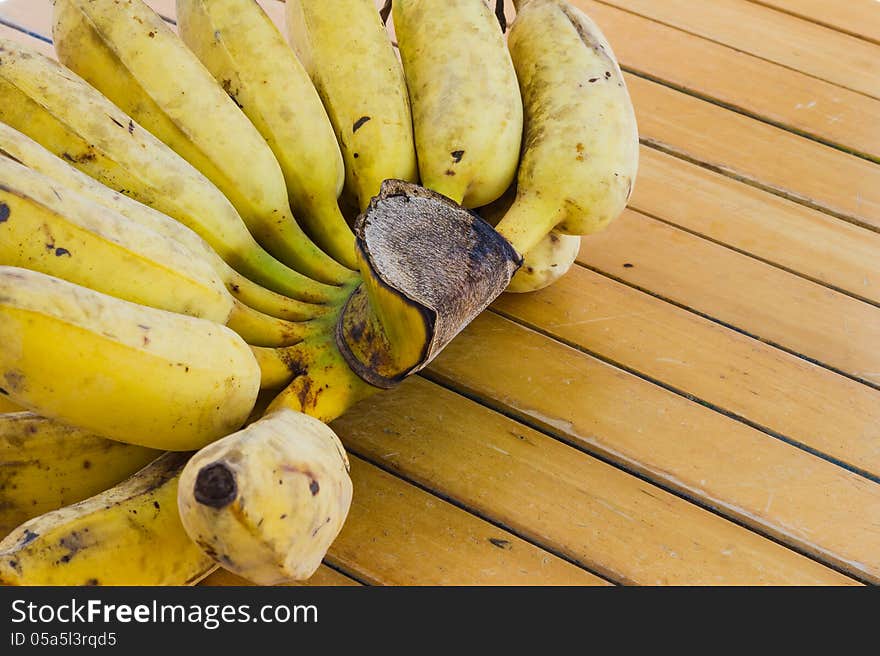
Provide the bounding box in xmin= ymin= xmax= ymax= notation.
xmin=628 ymin=73 xmax=880 ymax=229
xmin=202 ymin=565 xmax=361 ymax=587
xmin=594 ymin=0 xmax=880 ymax=98
xmin=580 ymin=209 xmax=880 ymax=386
xmin=492 ymin=265 xmax=880 ymax=478
xmin=746 ymin=0 xmax=880 ymax=45
xmin=579 ymin=0 xmax=880 ymax=161
xmin=427 ymin=313 xmax=880 ymax=583
xmin=335 ymin=377 xmax=856 ymax=585
xmin=629 ymin=148 xmax=880 ymax=305
xmin=328 ymin=456 xmax=607 ymax=585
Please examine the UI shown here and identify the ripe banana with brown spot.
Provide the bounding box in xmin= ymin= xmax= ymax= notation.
xmin=0 ymin=122 xmax=328 ymax=323
xmin=286 ymin=0 xmax=418 ymax=210
xmin=0 ymin=396 xmax=21 ymax=413
xmin=177 ymin=180 xmax=520 ymax=584
xmin=0 ymin=267 xmax=261 ymax=451
xmin=177 ymin=0 xmax=358 ymax=271
xmin=494 ymin=0 xmax=639 ymax=256
xmin=0 ymin=452 xmax=215 ymax=586
xmin=0 ymin=412 xmax=159 ymax=538
xmin=177 ymin=408 xmax=352 ymax=585
xmin=0 ymin=156 xmax=315 ymax=348
xmin=392 ymin=0 xmax=522 ymax=208
xmin=53 ymin=0 xmax=355 ymax=286
xmin=0 ymin=37 xmax=341 ymax=304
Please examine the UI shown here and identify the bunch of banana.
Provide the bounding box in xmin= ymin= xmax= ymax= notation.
xmin=0 ymin=0 xmax=636 ymax=586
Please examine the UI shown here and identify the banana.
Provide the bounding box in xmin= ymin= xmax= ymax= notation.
xmin=480 ymin=186 xmax=582 ymax=293
xmin=0 ymin=412 xmax=159 ymax=537
xmin=53 ymin=0 xmax=355 ymax=286
xmin=177 ymin=408 xmax=353 ymax=585
xmin=494 ymin=0 xmax=639 ymax=256
xmin=0 ymin=396 xmax=22 ymax=414
xmin=392 ymin=0 xmax=522 ymax=208
xmin=507 ymin=231 xmax=581 ymax=292
xmin=0 ymin=38 xmax=342 ymax=304
xmin=286 ymin=0 xmax=418 ymax=211
xmin=177 ymin=0 xmax=358 ymax=271
xmin=0 ymin=156 xmax=316 ymax=348
xmin=175 ymin=181 xmax=520 ymax=584
xmin=0 ymin=452 xmax=215 ymax=586
xmin=0 ymin=267 xmax=261 ymax=451
xmin=0 ymin=122 xmax=329 ymax=323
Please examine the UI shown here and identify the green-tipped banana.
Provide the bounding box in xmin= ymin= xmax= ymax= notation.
xmin=0 ymin=122 xmax=331 ymax=322
xmin=177 ymin=0 xmax=358 ymax=271
xmin=177 ymin=408 xmax=352 ymax=585
xmin=0 ymin=37 xmax=341 ymax=304
xmin=0 ymin=412 xmax=159 ymax=537
xmin=0 ymin=157 xmax=315 ymax=348
xmin=392 ymin=0 xmax=522 ymax=208
xmin=0 ymin=267 xmax=261 ymax=451
xmin=53 ymin=0 xmax=354 ymax=286
xmin=0 ymin=452 xmax=215 ymax=586
xmin=286 ymin=0 xmax=418 ymax=210
xmin=495 ymin=0 xmax=639 ymax=255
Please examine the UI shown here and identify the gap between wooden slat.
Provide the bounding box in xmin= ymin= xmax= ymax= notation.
xmin=591 ymin=0 xmax=880 ymax=99
xmin=422 ymin=314 xmax=880 ymax=583
xmin=578 ymin=0 xmax=880 ymax=163
xmin=745 ymin=0 xmax=880 ymax=46
xmin=342 ymin=375 xmax=860 ymax=585
xmin=490 ymin=304 xmax=879 ymax=485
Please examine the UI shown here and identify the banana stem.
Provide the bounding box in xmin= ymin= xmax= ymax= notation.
xmin=493 ymin=194 xmax=556 ymax=257
xmin=226 ymin=300 xmax=319 ymax=348
xmin=223 ymin=267 xmax=333 ymax=322
xmin=248 ymin=205 xmax=358 ymax=287
xmin=298 ymin=198 xmax=360 ymax=271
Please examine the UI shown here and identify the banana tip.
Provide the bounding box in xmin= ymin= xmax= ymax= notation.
xmin=193 ymin=463 xmax=237 ymax=509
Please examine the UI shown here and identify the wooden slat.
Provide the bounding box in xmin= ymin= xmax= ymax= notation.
xmin=427 ymin=312 xmax=880 ymax=583
xmin=202 ymin=565 xmax=361 ymax=587
xmin=630 ymin=148 xmax=880 ymax=305
xmin=627 ymin=73 xmax=880 ymax=230
xmin=580 ymin=209 xmax=880 ymax=386
xmin=578 ymin=0 xmax=880 ymax=161
xmin=334 ymin=378 xmax=856 ymax=585
xmin=327 ymin=457 xmax=606 ymax=586
xmin=594 ymin=0 xmax=880 ymax=99
xmin=747 ymin=0 xmax=880 ymax=45
xmin=493 ymin=266 xmax=880 ymax=478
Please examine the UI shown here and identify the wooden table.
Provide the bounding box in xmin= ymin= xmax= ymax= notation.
xmin=2 ymin=0 xmax=878 ymax=586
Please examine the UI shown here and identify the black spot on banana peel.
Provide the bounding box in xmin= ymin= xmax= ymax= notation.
xmin=193 ymin=462 xmax=237 ymax=509
xmin=338 ymin=180 xmax=521 ymax=388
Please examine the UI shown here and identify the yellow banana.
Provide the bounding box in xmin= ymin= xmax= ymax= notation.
xmin=0 ymin=395 xmax=22 ymax=413
xmin=0 ymin=267 xmax=261 ymax=451
xmin=495 ymin=0 xmax=639 ymax=255
xmin=0 ymin=412 xmax=159 ymax=537
xmin=0 ymin=122 xmax=329 ymax=323
xmin=0 ymin=452 xmax=215 ymax=586
xmin=480 ymin=186 xmax=582 ymax=293
xmin=53 ymin=0 xmax=355 ymax=286
xmin=392 ymin=0 xmax=522 ymax=208
xmin=0 ymin=156 xmax=316 ymax=348
xmin=177 ymin=181 xmax=521 ymax=584
xmin=177 ymin=0 xmax=358 ymax=271
xmin=177 ymin=408 xmax=353 ymax=585
xmin=286 ymin=0 xmax=418 ymax=210
xmin=507 ymin=231 xmax=581 ymax=292
xmin=0 ymin=37 xmax=341 ymax=304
